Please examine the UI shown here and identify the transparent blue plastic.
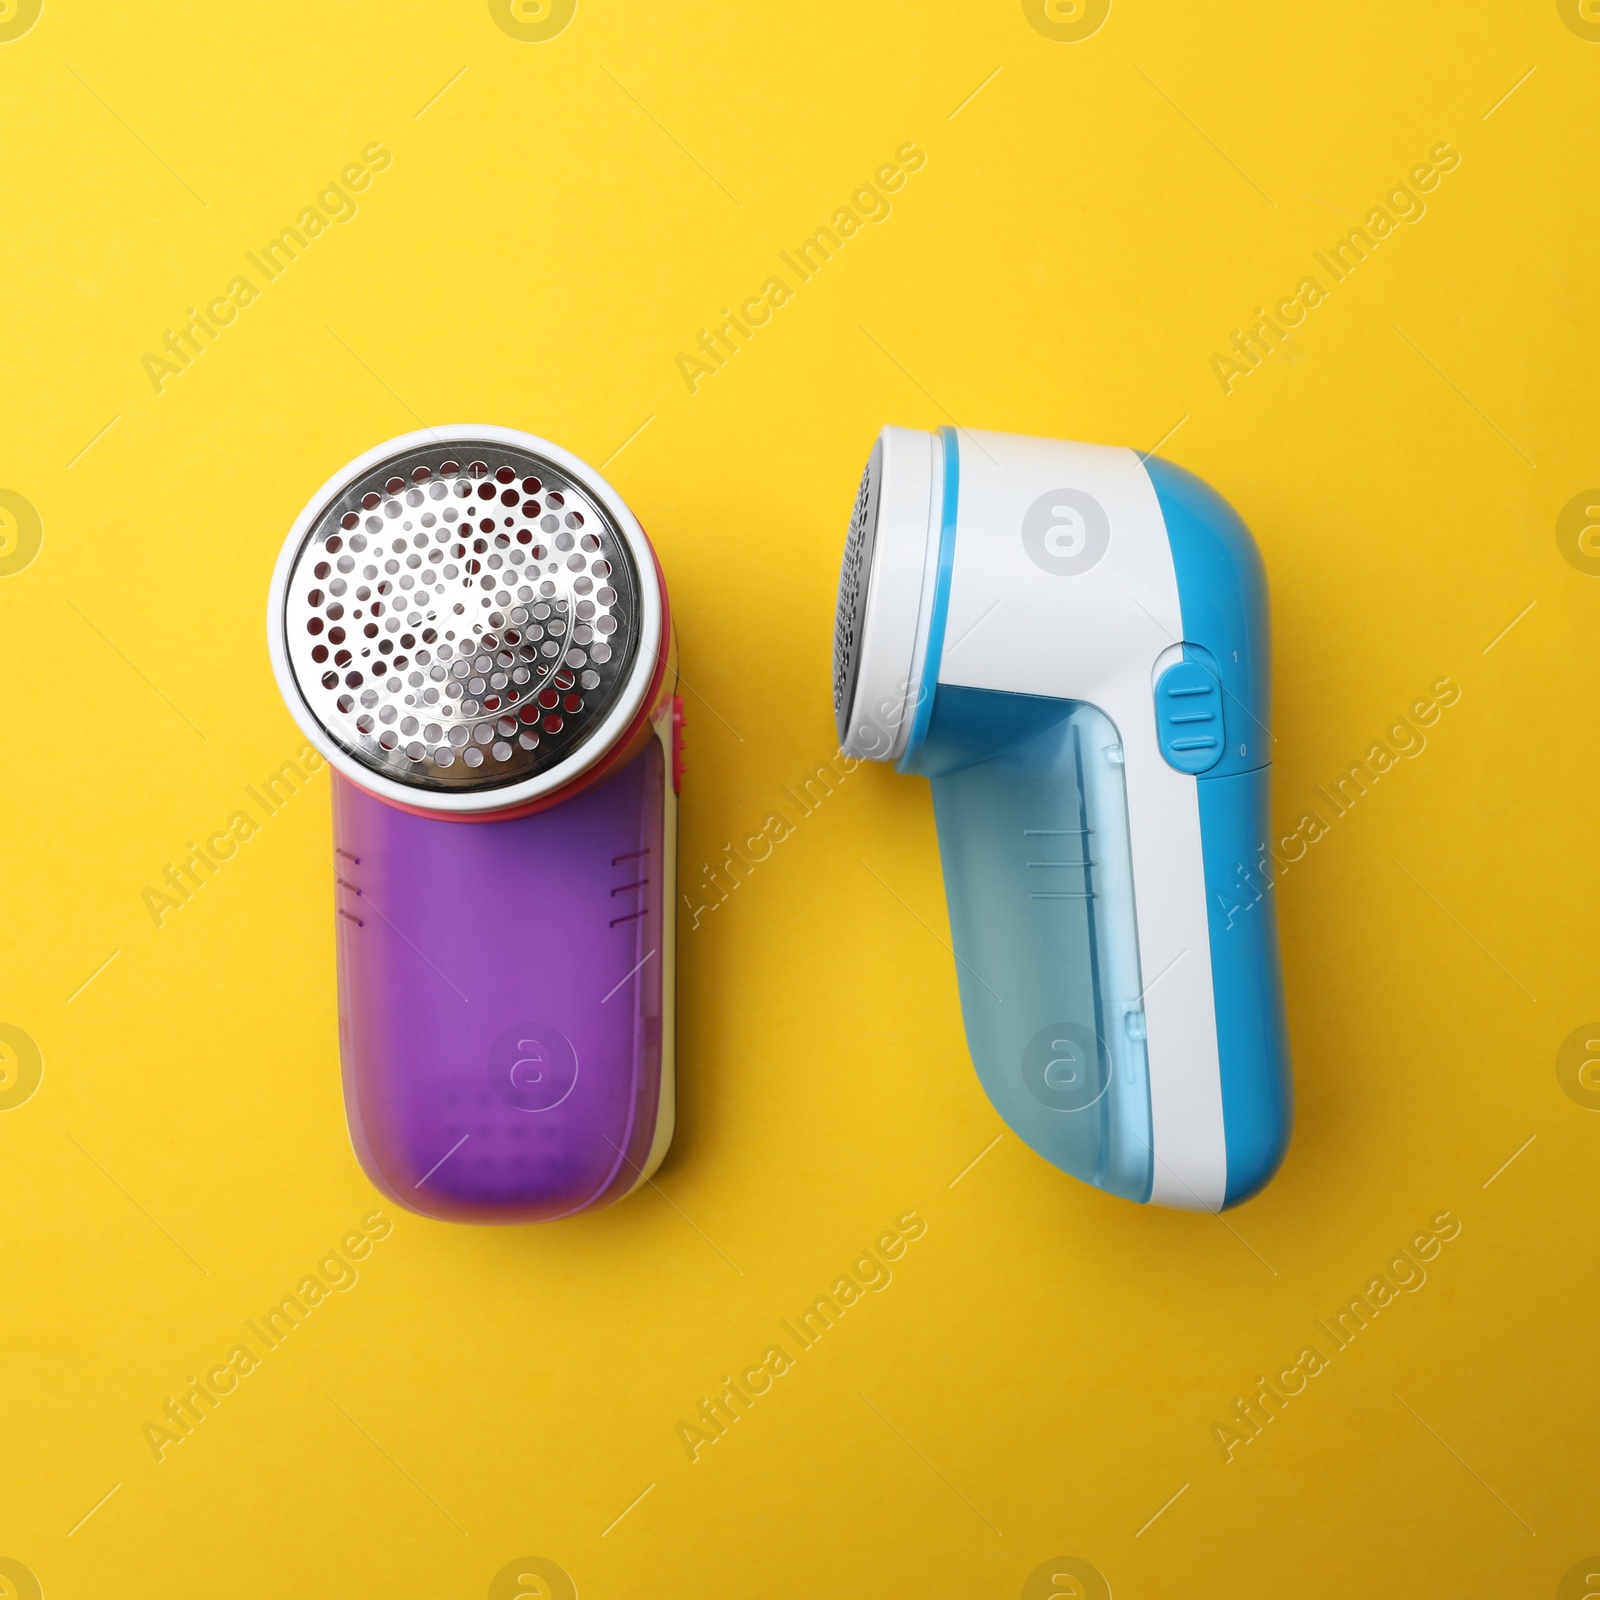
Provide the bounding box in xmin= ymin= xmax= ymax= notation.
xmin=908 ymin=685 xmax=1154 ymax=1202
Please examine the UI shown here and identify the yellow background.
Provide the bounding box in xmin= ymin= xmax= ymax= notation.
xmin=1 ymin=2 xmax=1597 ymax=1595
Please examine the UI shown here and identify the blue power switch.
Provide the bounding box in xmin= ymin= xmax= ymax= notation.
xmin=1154 ymin=657 xmax=1225 ymax=774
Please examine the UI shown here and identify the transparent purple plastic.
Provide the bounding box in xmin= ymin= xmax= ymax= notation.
xmin=330 ymin=737 xmax=668 ymax=1223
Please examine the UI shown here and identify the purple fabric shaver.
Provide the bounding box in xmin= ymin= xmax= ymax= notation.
xmin=267 ymin=425 xmax=679 ymax=1223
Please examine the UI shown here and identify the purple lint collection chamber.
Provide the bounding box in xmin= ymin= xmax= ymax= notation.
xmin=268 ymin=425 xmax=681 ymax=1223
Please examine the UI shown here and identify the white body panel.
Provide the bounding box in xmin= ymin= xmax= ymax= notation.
xmin=932 ymin=431 xmax=1226 ymax=1211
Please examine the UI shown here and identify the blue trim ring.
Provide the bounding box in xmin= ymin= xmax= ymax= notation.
xmin=898 ymin=426 xmax=960 ymax=773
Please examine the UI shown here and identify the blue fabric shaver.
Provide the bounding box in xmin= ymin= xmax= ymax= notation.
xmin=833 ymin=426 xmax=1292 ymax=1210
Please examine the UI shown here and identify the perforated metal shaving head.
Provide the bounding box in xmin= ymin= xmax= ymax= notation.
xmin=832 ymin=436 xmax=882 ymax=743
xmin=269 ymin=427 xmax=661 ymax=814
xmin=831 ymin=427 xmax=941 ymax=764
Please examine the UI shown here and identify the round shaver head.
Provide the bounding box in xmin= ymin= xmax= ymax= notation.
xmin=269 ymin=426 xmax=664 ymax=814
xmin=832 ymin=425 xmax=939 ymax=762
xmin=832 ymin=436 xmax=882 ymax=743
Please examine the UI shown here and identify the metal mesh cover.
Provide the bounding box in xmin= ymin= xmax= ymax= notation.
xmin=279 ymin=439 xmax=642 ymax=793
xmin=832 ymin=436 xmax=881 ymax=739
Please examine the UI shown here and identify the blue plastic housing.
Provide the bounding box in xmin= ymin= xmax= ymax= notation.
xmin=898 ymin=437 xmax=1291 ymax=1208
xmin=908 ymin=686 xmax=1155 ymax=1202
xmin=1146 ymin=456 xmax=1291 ymax=1205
